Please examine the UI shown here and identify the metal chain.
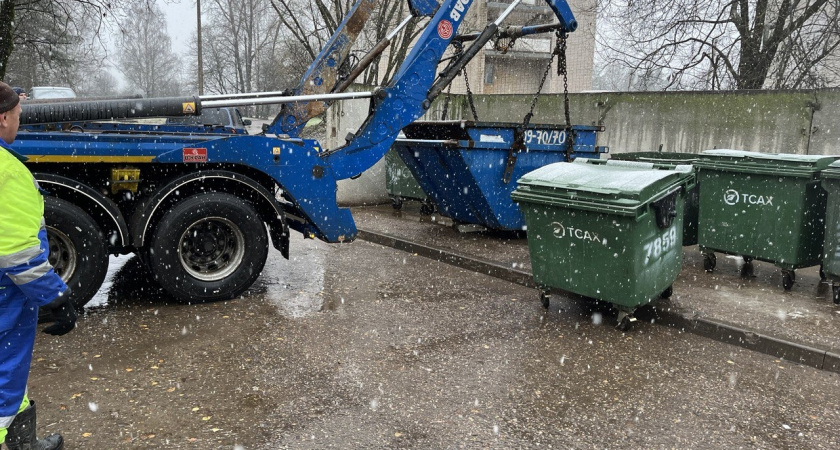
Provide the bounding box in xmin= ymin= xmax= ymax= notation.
xmin=441 ymin=43 xmax=465 ymax=121
xmin=463 ymin=67 xmax=479 ymax=121
xmin=556 ymin=32 xmax=574 ymax=159
xmin=441 ymin=42 xmax=480 ymax=121
xmin=557 ymin=31 xmax=571 ymax=129
xmin=521 ymin=31 xmax=563 ymax=129
xmin=441 ymin=79 xmax=454 ymax=120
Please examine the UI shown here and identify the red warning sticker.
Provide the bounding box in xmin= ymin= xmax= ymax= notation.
xmin=438 ymin=20 xmax=453 ymax=39
xmin=183 ymin=147 xmax=208 ymax=163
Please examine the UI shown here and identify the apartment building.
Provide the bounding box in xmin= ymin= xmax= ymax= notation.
xmin=450 ymin=0 xmax=596 ymax=95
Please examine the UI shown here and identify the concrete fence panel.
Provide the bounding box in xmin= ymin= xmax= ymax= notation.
xmin=326 ymin=88 xmax=840 ymax=204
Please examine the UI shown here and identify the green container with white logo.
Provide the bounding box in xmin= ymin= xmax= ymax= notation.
xmin=511 ymin=159 xmax=694 ymax=315
xmin=609 ymin=152 xmax=701 ymax=245
xmin=694 ymin=150 xmax=838 ymax=290
xmin=385 ymin=149 xmax=432 ymax=212
xmin=820 ymin=160 xmax=840 ymax=303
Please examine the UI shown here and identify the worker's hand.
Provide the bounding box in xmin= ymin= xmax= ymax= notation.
xmin=42 ymin=289 xmax=77 ymax=336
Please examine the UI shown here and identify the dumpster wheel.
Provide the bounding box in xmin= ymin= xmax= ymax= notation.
xmin=819 ymin=264 xmax=826 ymax=281
xmin=782 ymin=269 xmax=796 ymax=291
xmin=390 ymin=195 xmax=403 ymax=210
xmin=539 ymin=290 xmax=551 ymax=309
xmin=703 ymin=253 xmax=716 ymax=272
xmin=660 ymin=285 xmax=673 ymax=299
xmin=832 ymin=284 xmax=840 ymax=304
xmin=419 ymin=200 xmax=435 ymax=216
xmin=615 ymin=310 xmax=637 ymax=332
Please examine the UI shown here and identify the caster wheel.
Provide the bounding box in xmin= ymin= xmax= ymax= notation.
xmin=819 ymin=264 xmax=826 ymax=281
xmin=615 ymin=311 xmax=636 ymax=331
xmin=391 ymin=196 xmax=403 ymax=210
xmin=660 ymin=285 xmax=673 ymax=299
xmin=782 ymin=270 xmax=795 ymax=291
xmin=419 ymin=201 xmax=435 ymax=215
xmin=616 ymin=316 xmax=633 ymax=332
xmin=740 ymin=261 xmax=755 ymax=278
xmin=743 ymin=256 xmax=753 ymax=263
xmin=833 ymin=285 xmax=840 ymax=305
xmin=703 ymin=253 xmax=716 ymax=272
xmin=539 ymin=291 xmax=550 ymax=309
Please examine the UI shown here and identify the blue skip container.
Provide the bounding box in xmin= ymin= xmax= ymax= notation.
xmin=392 ymin=120 xmax=606 ymax=230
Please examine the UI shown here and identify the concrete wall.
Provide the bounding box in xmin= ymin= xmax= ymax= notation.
xmin=458 ymin=88 xmax=840 ymax=156
xmin=328 ymin=88 xmax=840 ymax=205
xmin=324 ymin=94 xmax=391 ymax=206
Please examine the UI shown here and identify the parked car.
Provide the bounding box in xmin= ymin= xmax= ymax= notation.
xmin=28 ymin=86 xmax=77 ymax=100
xmin=165 ymin=107 xmax=251 ymax=134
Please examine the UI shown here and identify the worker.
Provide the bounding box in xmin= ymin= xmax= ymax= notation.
xmin=11 ymin=87 xmax=25 ymax=101
xmin=0 ymin=81 xmax=76 ymax=450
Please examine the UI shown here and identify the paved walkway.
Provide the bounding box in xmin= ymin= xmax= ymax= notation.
xmin=353 ymin=204 xmax=840 ymax=373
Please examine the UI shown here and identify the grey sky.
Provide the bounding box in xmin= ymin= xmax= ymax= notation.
xmin=161 ymin=0 xmax=198 ymax=57
xmin=104 ymin=0 xmax=197 ymax=90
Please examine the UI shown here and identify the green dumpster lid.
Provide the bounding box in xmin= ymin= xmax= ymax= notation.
xmin=821 ymin=159 xmax=840 ymax=180
xmin=695 ymin=149 xmax=839 ymax=176
xmin=513 ymin=159 xmax=692 ymax=214
xmin=610 ymin=151 xmax=700 ymax=166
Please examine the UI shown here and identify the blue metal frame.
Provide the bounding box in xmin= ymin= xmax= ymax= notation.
xmin=393 ymin=123 xmax=606 ymax=230
xmin=14 ymin=0 xmax=580 ymax=244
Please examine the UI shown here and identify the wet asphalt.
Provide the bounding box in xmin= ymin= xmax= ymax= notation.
xmin=28 ymin=210 xmax=840 ymax=449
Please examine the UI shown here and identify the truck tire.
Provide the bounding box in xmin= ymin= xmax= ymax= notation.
xmin=44 ymin=197 xmax=109 ymax=311
xmin=148 ymin=192 xmax=268 ymax=303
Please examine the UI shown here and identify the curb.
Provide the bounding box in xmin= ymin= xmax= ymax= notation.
xmin=357 ymin=228 xmax=840 ymax=374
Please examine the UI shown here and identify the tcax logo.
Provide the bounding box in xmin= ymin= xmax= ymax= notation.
xmin=551 ymin=222 xmax=608 ymax=246
xmin=723 ymin=189 xmax=774 ymax=206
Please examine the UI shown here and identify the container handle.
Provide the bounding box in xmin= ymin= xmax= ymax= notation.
xmin=650 ymin=188 xmax=680 ymax=229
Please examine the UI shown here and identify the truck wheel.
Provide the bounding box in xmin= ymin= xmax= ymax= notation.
xmin=149 ymin=192 xmax=268 ymax=303
xmin=44 ymin=197 xmax=109 ymax=311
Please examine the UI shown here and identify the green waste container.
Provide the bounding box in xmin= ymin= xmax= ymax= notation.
xmin=694 ymin=150 xmax=838 ymax=290
xmin=512 ymin=159 xmax=694 ymax=330
xmin=820 ymin=160 xmax=840 ymax=303
xmin=385 ymin=149 xmax=434 ymax=214
xmin=610 ymin=152 xmax=701 ymax=246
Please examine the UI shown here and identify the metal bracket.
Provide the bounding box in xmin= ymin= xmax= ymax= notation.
xmin=503 ymin=128 xmax=527 ymax=184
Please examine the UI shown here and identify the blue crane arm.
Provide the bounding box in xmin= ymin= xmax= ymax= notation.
xmin=269 ymin=0 xmax=440 ymax=137
xmin=266 ymin=0 xmax=378 ymax=136
xmin=324 ymin=0 xmax=577 ymax=180
xmin=545 ymin=0 xmax=577 ymax=32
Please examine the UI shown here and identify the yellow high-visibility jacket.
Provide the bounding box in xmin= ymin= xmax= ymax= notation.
xmin=0 ymin=145 xmax=67 ymax=426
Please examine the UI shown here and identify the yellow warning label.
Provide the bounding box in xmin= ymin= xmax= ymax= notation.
xmin=272 ymin=147 xmax=281 ymax=155
xmin=182 ymin=102 xmax=196 ymax=114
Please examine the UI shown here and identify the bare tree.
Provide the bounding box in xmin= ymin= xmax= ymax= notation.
xmin=597 ymin=0 xmax=840 ymax=90
xmin=268 ymin=0 xmax=423 ymax=87
xmin=199 ymin=0 xmax=282 ymax=94
xmin=0 ymin=0 xmax=126 ymax=81
xmin=75 ymin=70 xmax=120 ymax=97
xmin=117 ymin=0 xmax=182 ymax=96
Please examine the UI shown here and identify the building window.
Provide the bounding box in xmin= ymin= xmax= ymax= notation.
xmin=485 ymin=61 xmax=495 ymax=85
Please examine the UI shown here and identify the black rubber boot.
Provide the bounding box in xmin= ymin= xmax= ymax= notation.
xmin=4 ymin=402 xmax=64 ymax=450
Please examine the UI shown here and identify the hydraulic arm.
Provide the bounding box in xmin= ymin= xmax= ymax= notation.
xmin=15 ymin=0 xmax=580 ymax=245
xmin=269 ymin=0 xmax=440 ymax=137
xmin=324 ymin=0 xmax=579 ymax=180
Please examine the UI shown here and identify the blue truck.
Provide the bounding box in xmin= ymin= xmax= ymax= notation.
xmin=14 ymin=0 xmax=580 ymax=310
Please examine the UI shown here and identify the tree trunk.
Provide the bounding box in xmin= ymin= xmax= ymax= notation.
xmin=0 ymin=0 xmax=15 ymax=80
